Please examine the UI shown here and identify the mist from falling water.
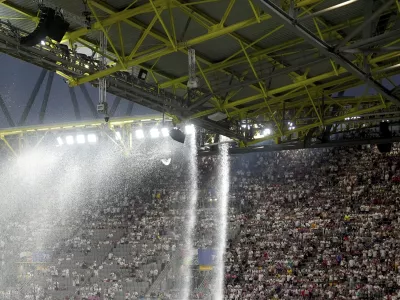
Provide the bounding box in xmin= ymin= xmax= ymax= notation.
xmin=214 ymin=137 xmax=230 ymax=300
xmin=180 ymin=126 xmax=198 ymax=300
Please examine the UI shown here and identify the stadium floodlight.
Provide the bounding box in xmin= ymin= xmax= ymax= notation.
xmin=115 ymin=131 xmax=122 ymax=141
xmin=66 ymin=136 xmax=74 ymax=145
xmin=87 ymin=134 xmax=97 ymax=143
xmin=161 ymin=128 xmax=169 ymax=137
xmin=57 ymin=137 xmax=63 ymax=146
xmin=150 ymin=128 xmax=160 ymax=139
xmin=264 ymin=129 xmax=271 ymax=136
xmin=135 ymin=129 xmax=144 ymax=139
xmin=76 ymin=134 xmax=85 ymax=144
xmin=185 ymin=124 xmax=195 ymax=135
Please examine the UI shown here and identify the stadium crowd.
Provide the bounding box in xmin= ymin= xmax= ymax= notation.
xmin=0 ymin=145 xmax=400 ymax=299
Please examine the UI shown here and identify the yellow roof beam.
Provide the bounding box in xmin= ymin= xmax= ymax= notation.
xmin=72 ymin=14 xmax=271 ymax=85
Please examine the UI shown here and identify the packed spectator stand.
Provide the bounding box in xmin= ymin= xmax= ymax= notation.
xmin=1 ymin=144 xmax=400 ymax=299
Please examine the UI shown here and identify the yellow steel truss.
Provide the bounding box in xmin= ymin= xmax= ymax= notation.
xmin=0 ymin=0 xmax=399 ymax=145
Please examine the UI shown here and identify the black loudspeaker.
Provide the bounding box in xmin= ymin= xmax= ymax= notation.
xmin=378 ymin=122 xmax=392 ymax=153
xmin=380 ymin=122 xmax=391 ymax=137
xmin=20 ymin=7 xmax=69 ymax=46
xmin=47 ymin=14 xmax=70 ymax=42
xmin=21 ymin=7 xmax=55 ymax=47
xmin=378 ymin=143 xmax=392 ymax=153
xmin=138 ymin=69 xmax=148 ymax=81
xmin=169 ymin=128 xmax=185 ymax=144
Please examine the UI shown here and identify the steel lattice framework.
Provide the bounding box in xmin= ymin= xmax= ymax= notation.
xmin=0 ymin=0 xmax=400 ymax=147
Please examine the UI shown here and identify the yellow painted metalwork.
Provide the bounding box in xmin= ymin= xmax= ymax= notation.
xmin=73 ymin=14 xmax=271 ymax=85
xmin=149 ymin=0 xmax=177 ymax=50
xmin=228 ymin=65 xmax=400 ymax=118
xmin=218 ymin=0 xmax=236 ymax=27
xmin=313 ymin=18 xmax=338 ymax=76
xmin=1 ymin=0 xmax=399 ymax=145
xmin=127 ymin=15 xmax=158 ymax=60
xmin=88 ymin=1 xmax=126 ymax=69
xmin=224 ymin=51 xmax=398 ymax=110
xmin=248 ymin=0 xmax=260 ymax=23
xmin=1 ymin=136 xmax=17 ymax=157
xmin=168 ymin=1 xmax=177 ymax=47
xmin=296 ymin=0 xmax=323 ymax=7
xmin=117 ymin=22 xmax=125 ymax=58
xmin=0 ymin=115 xmax=167 ymax=137
xmin=159 ymin=15 xmax=366 ymax=89
xmin=0 ymin=2 xmax=38 ymax=22
xmin=305 ymin=86 xmax=323 ymax=125
xmin=239 ymin=41 xmax=283 ymax=135
xmin=196 ymin=61 xmax=213 ymax=94
xmin=247 ymin=104 xmax=387 ymax=145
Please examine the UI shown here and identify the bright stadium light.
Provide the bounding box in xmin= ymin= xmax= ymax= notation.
xmin=76 ymin=134 xmax=85 ymax=144
xmin=57 ymin=137 xmax=63 ymax=146
xmin=161 ymin=128 xmax=169 ymax=137
xmin=115 ymin=131 xmax=122 ymax=140
xmin=185 ymin=124 xmax=195 ymax=135
xmin=87 ymin=134 xmax=97 ymax=143
xmin=66 ymin=136 xmax=74 ymax=145
xmin=135 ymin=129 xmax=144 ymax=139
xmin=150 ymin=128 xmax=160 ymax=139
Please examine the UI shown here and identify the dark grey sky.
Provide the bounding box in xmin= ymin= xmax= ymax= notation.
xmin=0 ymin=54 xmax=155 ymax=128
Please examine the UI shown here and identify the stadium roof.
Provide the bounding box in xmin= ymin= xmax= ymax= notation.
xmin=0 ymin=0 xmax=399 ymax=145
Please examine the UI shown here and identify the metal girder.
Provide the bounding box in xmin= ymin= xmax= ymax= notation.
xmin=298 ymin=0 xmax=359 ymax=22
xmin=109 ymin=96 xmax=121 ymax=117
xmin=126 ymin=102 xmax=134 ymax=116
xmin=222 ymin=52 xmax=399 ymax=111
xmin=68 ymin=88 xmax=81 ymax=121
xmin=79 ymin=85 xmax=99 ymax=119
xmin=0 ymin=115 xmax=167 ymax=137
xmin=158 ymin=15 xmax=368 ymax=89
xmin=71 ymin=12 xmax=272 ymax=85
xmin=258 ymin=0 xmax=400 ymax=107
xmin=39 ymin=71 xmax=55 ymax=124
xmin=0 ymin=94 xmax=15 ymax=127
xmin=19 ymin=69 xmax=47 ymax=126
xmin=336 ymin=0 xmax=394 ymax=49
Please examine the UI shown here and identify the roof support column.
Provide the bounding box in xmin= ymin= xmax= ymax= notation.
xmin=0 ymin=94 xmax=15 ymax=127
xmin=39 ymin=71 xmax=55 ymax=124
xmin=19 ymin=69 xmax=47 ymax=126
xmin=68 ymin=87 xmax=81 ymax=120
xmin=257 ymin=0 xmax=400 ymax=107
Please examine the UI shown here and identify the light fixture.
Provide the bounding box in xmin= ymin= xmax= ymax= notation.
xmin=161 ymin=128 xmax=169 ymax=137
xmin=263 ymin=128 xmax=271 ymax=136
xmin=41 ymin=40 xmax=45 ymax=46
xmin=115 ymin=131 xmax=122 ymax=141
xmin=135 ymin=129 xmax=144 ymax=139
xmin=87 ymin=134 xmax=97 ymax=143
xmin=76 ymin=134 xmax=85 ymax=144
xmin=57 ymin=137 xmax=63 ymax=146
xmin=185 ymin=124 xmax=195 ymax=135
xmin=150 ymin=128 xmax=160 ymax=139
xmin=66 ymin=136 xmax=74 ymax=145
